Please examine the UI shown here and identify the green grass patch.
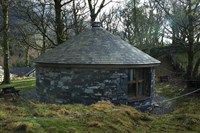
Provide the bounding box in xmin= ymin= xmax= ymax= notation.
xmin=0 ymin=78 xmax=35 ymax=92
xmin=38 ymin=119 xmax=85 ymax=133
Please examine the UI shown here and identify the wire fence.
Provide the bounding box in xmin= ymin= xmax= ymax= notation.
xmin=159 ymin=88 xmax=200 ymax=104
xmin=134 ymin=88 xmax=200 ymax=109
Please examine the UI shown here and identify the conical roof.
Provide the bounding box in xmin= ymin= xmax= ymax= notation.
xmin=35 ymin=27 xmax=160 ymax=66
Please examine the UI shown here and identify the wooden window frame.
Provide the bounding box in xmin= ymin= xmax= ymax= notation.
xmin=127 ymin=68 xmax=148 ymax=101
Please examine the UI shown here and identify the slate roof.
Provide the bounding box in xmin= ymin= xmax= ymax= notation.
xmin=10 ymin=67 xmax=35 ymax=76
xmin=35 ymin=27 xmax=160 ymax=65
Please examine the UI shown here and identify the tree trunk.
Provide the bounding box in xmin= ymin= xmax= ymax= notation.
xmin=172 ymin=25 xmax=176 ymax=45
xmin=133 ymin=0 xmax=138 ymax=42
xmin=1 ymin=0 xmax=10 ymax=84
xmin=25 ymin=46 xmax=30 ymax=67
xmin=54 ymin=0 xmax=65 ymax=45
xmin=186 ymin=48 xmax=194 ymax=79
xmin=41 ymin=32 xmax=46 ymax=54
xmin=186 ymin=0 xmax=194 ymax=88
xmin=73 ymin=0 xmax=79 ymax=35
xmin=161 ymin=29 xmax=165 ymax=46
xmin=192 ymin=57 xmax=200 ymax=78
xmin=91 ymin=15 xmax=97 ymax=25
xmin=88 ymin=0 xmax=106 ymax=25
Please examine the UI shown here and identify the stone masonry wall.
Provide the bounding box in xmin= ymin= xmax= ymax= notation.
xmin=36 ymin=67 xmax=128 ymax=104
xmin=36 ymin=66 xmax=155 ymax=107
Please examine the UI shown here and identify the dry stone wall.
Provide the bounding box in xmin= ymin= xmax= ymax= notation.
xmin=36 ymin=67 xmax=128 ymax=104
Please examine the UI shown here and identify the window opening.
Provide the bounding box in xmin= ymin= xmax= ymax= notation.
xmin=127 ymin=68 xmax=150 ymax=101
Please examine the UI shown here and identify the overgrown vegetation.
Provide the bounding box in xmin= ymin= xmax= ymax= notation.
xmin=0 ymin=99 xmax=152 ymax=133
xmin=152 ymin=81 xmax=200 ymax=132
xmin=0 ymin=96 xmax=199 ymax=133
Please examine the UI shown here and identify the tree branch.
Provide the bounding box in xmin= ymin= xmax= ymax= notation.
xmin=61 ymin=0 xmax=73 ymax=7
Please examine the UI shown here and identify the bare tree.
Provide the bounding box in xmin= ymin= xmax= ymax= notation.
xmin=99 ymin=7 xmax=120 ymax=34
xmin=119 ymin=0 xmax=163 ymax=51
xmin=61 ymin=0 xmax=87 ymax=36
xmin=72 ymin=0 xmax=87 ymax=35
xmin=87 ymin=0 xmax=112 ymax=24
xmin=0 ymin=0 xmax=10 ymax=84
xmin=14 ymin=0 xmax=56 ymax=54
xmin=154 ymin=0 xmax=200 ymax=87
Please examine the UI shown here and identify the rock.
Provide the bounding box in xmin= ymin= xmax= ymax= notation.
xmin=152 ymin=102 xmax=159 ymax=107
xmin=50 ymin=81 xmax=55 ymax=85
xmin=63 ymin=86 xmax=69 ymax=90
xmin=95 ymin=92 xmax=102 ymax=96
xmin=84 ymin=88 xmax=94 ymax=94
xmin=55 ymin=99 xmax=63 ymax=104
xmin=58 ymin=81 xmax=63 ymax=87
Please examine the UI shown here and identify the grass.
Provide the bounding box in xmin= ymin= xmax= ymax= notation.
xmin=0 ymin=96 xmax=199 ymax=133
xmin=152 ymin=81 xmax=200 ymax=133
xmin=149 ymin=95 xmax=200 ymax=133
xmin=0 ymin=99 xmax=153 ymax=133
xmin=0 ymin=78 xmax=35 ymax=92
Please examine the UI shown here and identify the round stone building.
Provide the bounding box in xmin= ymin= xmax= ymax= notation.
xmin=35 ymin=23 xmax=160 ymax=108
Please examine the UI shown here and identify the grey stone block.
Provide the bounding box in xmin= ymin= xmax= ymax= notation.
xmin=84 ymin=87 xmax=94 ymax=94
